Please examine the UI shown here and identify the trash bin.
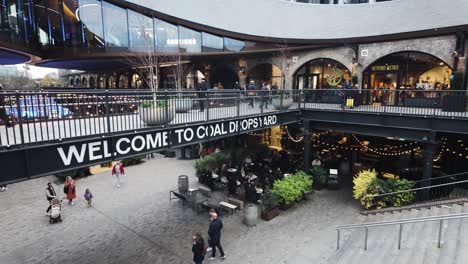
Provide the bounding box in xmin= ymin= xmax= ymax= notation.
xmin=244 ymin=204 xmax=258 ymax=227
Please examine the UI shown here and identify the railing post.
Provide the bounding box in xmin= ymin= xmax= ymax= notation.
xmin=364 ymin=227 xmax=368 ymax=251
xmin=15 ymin=91 xmax=25 ymax=144
xmin=261 ymin=90 xmax=264 ymax=114
xmin=280 ymin=90 xmax=284 ymax=110
xmin=398 ymin=224 xmax=403 ymax=250
xmin=337 ymin=229 xmax=341 ymax=250
xmin=164 ymin=91 xmax=169 ymax=125
xmin=205 ymin=92 xmax=210 ymax=122
xmin=237 ymin=91 xmax=240 ymax=118
xmin=105 ymin=90 xmax=111 ymax=133
xmin=437 ymin=220 xmax=443 ymax=248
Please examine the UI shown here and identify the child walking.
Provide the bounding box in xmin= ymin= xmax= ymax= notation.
xmin=84 ymin=188 xmax=93 ymax=206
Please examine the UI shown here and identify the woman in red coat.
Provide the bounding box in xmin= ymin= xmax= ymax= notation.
xmin=64 ymin=176 xmax=76 ymax=205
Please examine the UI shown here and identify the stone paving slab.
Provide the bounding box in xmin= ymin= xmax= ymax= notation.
xmin=0 ymin=154 xmax=363 ymax=264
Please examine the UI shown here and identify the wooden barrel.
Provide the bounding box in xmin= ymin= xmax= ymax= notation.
xmin=244 ymin=204 xmax=258 ymax=227
xmin=178 ymin=175 xmax=189 ymax=193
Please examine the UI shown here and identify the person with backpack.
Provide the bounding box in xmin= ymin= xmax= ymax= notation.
xmin=208 ymin=210 xmax=225 ymax=260
xmin=45 ymin=182 xmax=57 ymax=215
xmin=192 ymin=232 xmax=206 ymax=264
xmin=111 ymin=161 xmax=125 ymax=188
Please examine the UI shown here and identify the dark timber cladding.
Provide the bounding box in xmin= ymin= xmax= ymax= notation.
xmin=0 ymin=112 xmax=298 ymax=183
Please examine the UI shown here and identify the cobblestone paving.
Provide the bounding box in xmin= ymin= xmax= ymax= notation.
xmin=0 ymin=154 xmax=363 ymax=264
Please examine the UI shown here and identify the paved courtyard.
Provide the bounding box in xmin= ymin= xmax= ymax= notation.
xmin=0 ymin=154 xmax=363 ymax=264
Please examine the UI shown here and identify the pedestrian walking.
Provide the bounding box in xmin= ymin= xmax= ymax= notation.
xmin=260 ymin=82 xmax=269 ymax=109
xmin=84 ymin=188 xmax=93 ymax=206
xmin=112 ymin=161 xmax=125 ymax=188
xmin=208 ymin=209 xmax=225 ymax=260
xmin=64 ymin=176 xmax=76 ymax=205
xmin=192 ymin=232 xmax=206 ymax=264
xmin=45 ymin=182 xmax=57 ymax=215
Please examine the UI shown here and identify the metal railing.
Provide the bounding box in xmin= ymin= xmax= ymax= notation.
xmin=301 ymin=88 xmax=468 ymax=119
xmin=364 ymin=172 xmax=468 ymax=211
xmin=0 ymin=89 xmax=299 ymax=148
xmin=336 ymin=212 xmax=468 ymax=251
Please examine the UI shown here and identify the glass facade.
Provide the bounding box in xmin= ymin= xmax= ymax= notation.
xmin=154 ymin=18 xmax=178 ymax=52
xmin=178 ymin=26 xmax=201 ymax=52
xmin=128 ymin=10 xmax=153 ymax=51
xmin=294 ymin=59 xmax=350 ymax=90
xmin=202 ymin=32 xmax=223 ymax=52
xmin=102 ymin=2 xmax=128 ymax=48
xmin=0 ymin=0 xmax=264 ymax=55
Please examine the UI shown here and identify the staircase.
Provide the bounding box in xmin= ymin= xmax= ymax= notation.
xmin=326 ymin=204 xmax=468 ymax=264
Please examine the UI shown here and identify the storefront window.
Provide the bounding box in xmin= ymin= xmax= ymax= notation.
xmin=294 ymin=58 xmax=350 ymax=90
xmin=78 ymin=0 xmax=104 ymax=48
xmin=224 ymin=37 xmax=244 ymax=52
xmin=102 ymin=2 xmax=128 ymax=48
xmin=128 ymin=10 xmax=153 ymax=52
xmin=154 ymin=18 xmax=178 ymax=52
xmin=202 ymin=32 xmax=223 ymax=52
xmin=363 ymin=51 xmax=452 ymax=105
xmin=33 ymin=1 xmax=51 ymax=46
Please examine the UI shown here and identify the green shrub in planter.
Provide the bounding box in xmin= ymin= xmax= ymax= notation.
xmin=260 ymin=189 xmax=280 ymax=212
xmin=273 ymin=171 xmax=313 ymax=206
xmin=310 ymin=166 xmax=327 ymax=189
xmin=380 ymin=178 xmax=416 ymax=207
xmin=195 ymin=152 xmax=227 ymax=177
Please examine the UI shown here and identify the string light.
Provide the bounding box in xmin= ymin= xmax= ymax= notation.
xmin=286 ymin=127 xmax=303 ymax=143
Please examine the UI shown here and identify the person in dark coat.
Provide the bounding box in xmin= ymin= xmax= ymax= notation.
xmin=192 ymin=232 xmax=205 ymax=264
xmin=208 ymin=210 xmax=225 ymax=260
xmin=196 ymin=79 xmax=208 ymax=112
xmin=45 ymin=182 xmax=57 ymax=215
xmin=247 ymin=81 xmax=256 ymax=108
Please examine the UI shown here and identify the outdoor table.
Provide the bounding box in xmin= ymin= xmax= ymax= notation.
xmin=169 ymin=190 xmax=208 ymax=215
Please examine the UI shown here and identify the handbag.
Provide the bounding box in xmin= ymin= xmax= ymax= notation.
xmin=63 ymin=185 xmax=68 ymax=194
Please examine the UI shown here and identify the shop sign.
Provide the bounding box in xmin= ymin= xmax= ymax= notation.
xmin=166 ymin=38 xmax=197 ymax=45
xmin=371 ymin=65 xmax=399 ymax=71
xmin=55 ymin=115 xmax=278 ymax=167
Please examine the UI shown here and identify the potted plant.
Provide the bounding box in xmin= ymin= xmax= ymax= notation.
xmin=310 ymin=166 xmax=327 ymax=190
xmin=260 ymin=189 xmax=281 ymax=221
xmin=138 ymin=100 xmax=175 ymax=126
xmin=272 ymin=90 xmax=294 ymax=110
xmin=273 ymin=171 xmax=312 ymax=210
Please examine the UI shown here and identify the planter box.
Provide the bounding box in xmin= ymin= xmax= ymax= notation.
xmin=174 ymin=98 xmax=194 ymax=113
xmin=261 ymin=208 xmax=280 ymax=221
xmin=272 ymin=98 xmax=293 ymax=110
xmin=279 ymin=203 xmax=294 ymax=211
xmin=139 ymin=105 xmax=175 ymax=126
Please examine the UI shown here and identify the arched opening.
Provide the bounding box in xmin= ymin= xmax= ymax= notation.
xmin=107 ymin=75 xmax=116 ymax=89
xmin=293 ymin=58 xmax=350 ymax=90
xmin=75 ymin=78 xmax=81 ymax=87
xmin=247 ymin=63 xmax=283 ymax=89
xmin=117 ymin=74 xmax=128 ymax=88
xmin=362 ymin=51 xmax=453 ymax=106
xmin=186 ymin=70 xmax=205 ymax=89
xmin=131 ymin=73 xmax=143 ymax=89
xmin=89 ymin=77 xmax=96 ymax=88
xmin=211 ymin=65 xmax=239 ymax=90
xmin=81 ymin=77 xmax=88 ymax=88
xmin=97 ymin=76 xmax=105 ymax=89
xmin=69 ymin=78 xmax=74 ymax=87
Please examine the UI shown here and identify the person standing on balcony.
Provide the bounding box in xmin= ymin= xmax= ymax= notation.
xmin=260 ymin=82 xmax=269 ymax=109
xmin=196 ymin=79 xmax=208 ymax=112
xmin=247 ymin=81 xmax=256 ymax=108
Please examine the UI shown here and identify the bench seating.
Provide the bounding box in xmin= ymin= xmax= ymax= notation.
xmin=219 ymin=201 xmax=237 ymax=216
xmin=227 ymin=197 xmax=244 ymax=210
xmin=200 ymin=201 xmax=223 ymax=216
xmin=198 ymin=186 xmax=212 ymax=197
